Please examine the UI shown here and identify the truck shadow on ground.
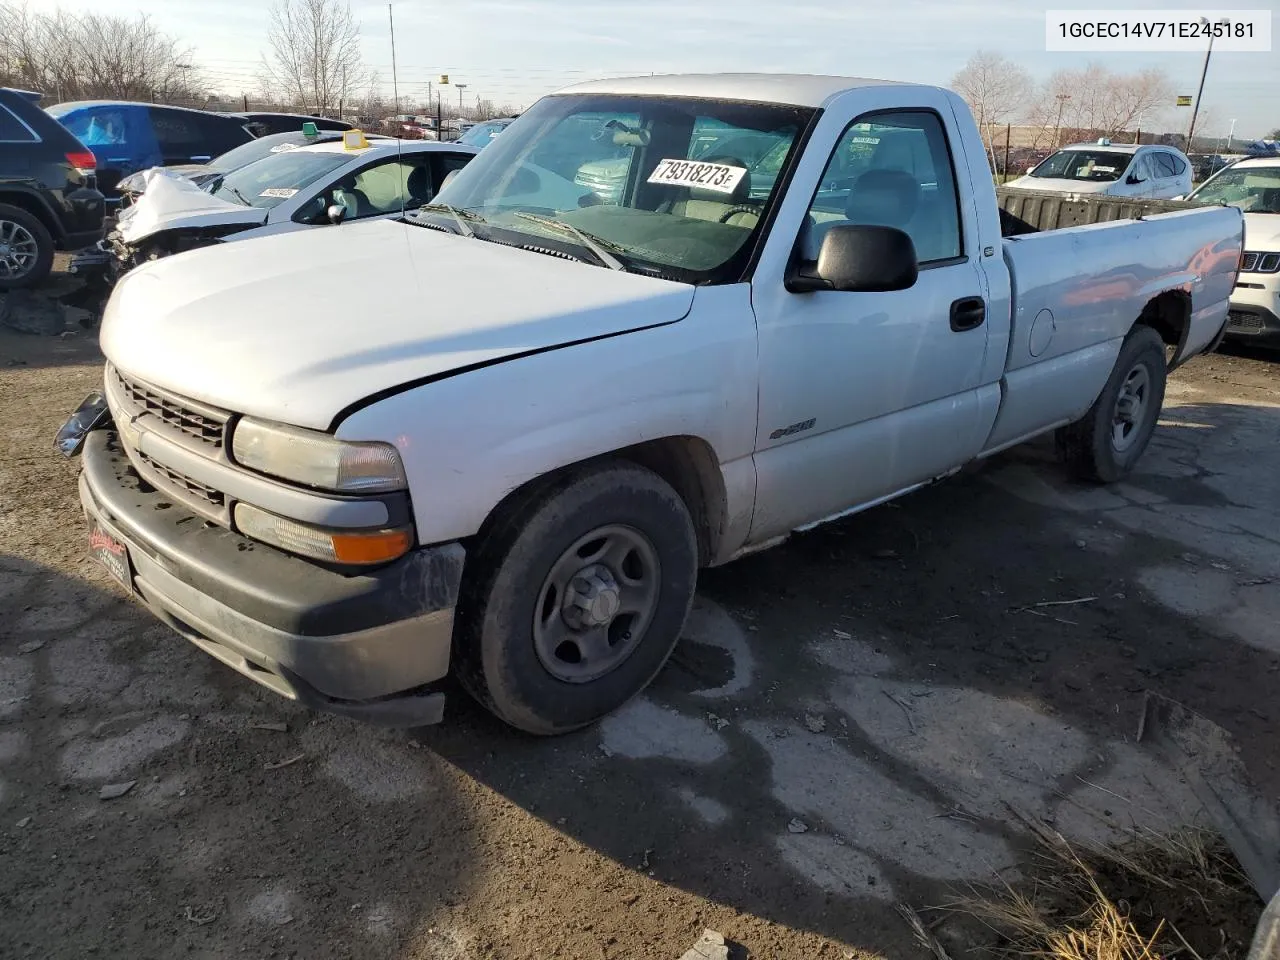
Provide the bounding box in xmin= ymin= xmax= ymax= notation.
xmin=0 ymin=554 xmax=492 ymax=960
xmin=418 ymin=401 xmax=1280 ymax=956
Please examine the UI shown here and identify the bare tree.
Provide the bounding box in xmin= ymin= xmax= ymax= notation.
xmin=952 ymin=51 xmax=1032 ymax=156
xmin=260 ymin=0 xmax=366 ymax=116
xmin=1022 ymin=64 xmax=1173 ymax=146
xmin=0 ymin=3 xmax=193 ymax=102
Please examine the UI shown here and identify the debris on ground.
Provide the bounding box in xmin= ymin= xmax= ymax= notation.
xmin=183 ymin=905 xmax=217 ymax=926
xmin=804 ymin=713 xmax=827 ymax=733
xmin=935 ymin=817 xmax=1262 ymax=959
xmin=15 ymin=816 xmax=32 ymax=828
xmin=98 ymin=780 xmax=137 ymax=800
xmin=263 ymin=753 xmax=305 ymax=771
xmin=787 ymin=818 xmax=809 ymax=834
xmin=678 ymin=929 xmax=729 ymax=960
xmin=17 ymin=640 xmax=45 ymax=655
xmin=249 ymin=721 xmax=289 ymax=732
xmin=706 ymin=713 xmax=729 ymax=730
xmin=832 ymin=628 xmax=853 ymax=639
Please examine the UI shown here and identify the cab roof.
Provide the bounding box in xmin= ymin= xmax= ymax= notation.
xmin=555 ymin=73 xmax=916 ymax=108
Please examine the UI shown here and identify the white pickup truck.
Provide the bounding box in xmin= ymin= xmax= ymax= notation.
xmin=62 ymin=74 xmax=1243 ymax=734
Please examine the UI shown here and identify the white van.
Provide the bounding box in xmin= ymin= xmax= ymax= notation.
xmin=1006 ymin=140 xmax=1193 ymax=200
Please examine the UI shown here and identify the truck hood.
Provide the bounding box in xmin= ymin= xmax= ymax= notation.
xmin=116 ymin=171 xmax=267 ymax=244
xmin=1243 ymin=212 xmax=1280 ymax=249
xmin=1004 ymin=176 xmax=1118 ymax=195
xmin=101 ymin=219 xmax=694 ymax=430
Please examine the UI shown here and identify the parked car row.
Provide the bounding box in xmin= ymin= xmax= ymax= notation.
xmin=0 ymin=89 xmax=360 ymax=287
xmin=54 ymin=73 xmax=1244 ymax=738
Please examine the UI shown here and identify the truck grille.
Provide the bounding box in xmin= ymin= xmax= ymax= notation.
xmin=111 ymin=367 xmax=227 ymax=449
xmin=1241 ymin=252 xmax=1280 ymax=274
xmin=135 ymin=451 xmax=225 ymax=507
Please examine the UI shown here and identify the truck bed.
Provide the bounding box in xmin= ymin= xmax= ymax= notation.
xmin=996 ymin=186 xmax=1202 ymax=236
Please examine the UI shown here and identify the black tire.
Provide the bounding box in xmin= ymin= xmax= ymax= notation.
xmin=1056 ymin=325 xmax=1167 ymax=483
xmin=454 ymin=461 xmax=697 ymax=735
xmin=0 ymin=203 xmax=55 ymax=289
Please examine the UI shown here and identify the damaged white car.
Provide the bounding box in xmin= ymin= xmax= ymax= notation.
xmin=78 ymin=137 xmax=478 ymax=281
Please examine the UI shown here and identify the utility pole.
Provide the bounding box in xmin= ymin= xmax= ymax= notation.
xmin=1186 ymin=17 xmax=1229 ymax=151
xmin=388 ymin=4 xmax=400 ymax=118
xmin=1052 ymin=93 xmax=1071 ymax=148
xmin=1226 ymin=117 xmax=1237 ymax=153
xmin=457 ymin=83 xmax=467 ymax=113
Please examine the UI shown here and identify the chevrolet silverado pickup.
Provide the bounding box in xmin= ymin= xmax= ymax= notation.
xmin=61 ymin=74 xmax=1244 ymax=734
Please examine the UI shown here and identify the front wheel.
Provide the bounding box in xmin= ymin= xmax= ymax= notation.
xmin=454 ymin=461 xmax=697 ymax=734
xmin=1056 ymin=325 xmax=1167 ymax=483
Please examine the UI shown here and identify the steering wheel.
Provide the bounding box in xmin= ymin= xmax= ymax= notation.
xmin=717 ymin=205 xmax=758 ymax=224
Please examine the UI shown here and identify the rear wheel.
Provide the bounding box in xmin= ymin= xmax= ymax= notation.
xmin=0 ymin=204 xmax=54 ymax=289
xmin=1057 ymin=325 xmax=1167 ymax=482
xmin=454 ymin=461 xmax=697 ymax=734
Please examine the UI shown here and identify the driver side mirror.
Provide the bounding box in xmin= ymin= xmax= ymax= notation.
xmin=326 ymin=203 xmax=348 ymax=225
xmin=787 ymin=224 xmax=918 ymax=294
xmin=1126 ymin=174 xmax=1144 ymax=185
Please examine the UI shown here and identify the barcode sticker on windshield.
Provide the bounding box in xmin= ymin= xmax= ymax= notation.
xmin=647 ymin=158 xmax=746 ymax=194
xmin=259 ymin=188 xmax=298 ymax=198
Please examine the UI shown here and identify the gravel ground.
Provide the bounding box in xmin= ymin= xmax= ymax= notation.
xmin=1 ymin=297 xmax=1277 ymax=959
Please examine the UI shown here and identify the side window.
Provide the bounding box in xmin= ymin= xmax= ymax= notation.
xmin=0 ymin=105 xmax=37 ymax=142
xmin=1170 ymin=154 xmax=1188 ymax=176
xmin=149 ymin=109 xmax=203 ymax=155
xmin=65 ymin=108 xmax=129 ymax=147
xmin=197 ymin=116 xmax=250 ymax=158
xmin=335 ymin=158 xmax=434 ymax=218
xmin=803 ymin=111 xmax=962 ymax=264
xmin=433 ymin=152 xmax=471 ymax=192
xmin=1130 ymin=155 xmax=1155 ymax=181
xmin=1152 ymin=153 xmax=1177 ymax=178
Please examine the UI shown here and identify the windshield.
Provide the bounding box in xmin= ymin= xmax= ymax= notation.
xmin=209 ymin=132 xmax=334 ymax=173
xmin=417 ymin=93 xmax=813 ymax=282
xmin=1030 ymin=149 xmax=1135 ymax=182
xmin=458 ymin=121 xmax=510 ymax=147
xmin=210 ymin=150 xmax=350 ymax=208
xmin=1188 ymin=166 xmax=1280 ymax=213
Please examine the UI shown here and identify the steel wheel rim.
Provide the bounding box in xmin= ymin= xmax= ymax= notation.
xmin=0 ymin=219 xmax=39 ymax=279
xmin=532 ymin=524 xmax=661 ymax=684
xmin=1111 ymin=363 xmax=1151 ymax=452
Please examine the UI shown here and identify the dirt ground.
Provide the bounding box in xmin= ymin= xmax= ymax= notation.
xmin=1 ymin=292 xmax=1277 ymax=959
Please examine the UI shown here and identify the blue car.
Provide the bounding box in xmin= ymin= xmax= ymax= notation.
xmin=45 ymin=101 xmax=255 ymax=201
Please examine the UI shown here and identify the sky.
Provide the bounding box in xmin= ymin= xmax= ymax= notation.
xmin=24 ymin=0 xmax=1279 ymax=139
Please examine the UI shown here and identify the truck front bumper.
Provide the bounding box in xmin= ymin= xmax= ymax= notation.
xmin=78 ymin=430 xmax=465 ymax=727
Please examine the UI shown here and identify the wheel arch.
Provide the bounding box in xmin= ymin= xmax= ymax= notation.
xmin=0 ymin=189 xmax=63 ymax=242
xmin=1132 ymin=288 xmax=1192 ymax=370
xmin=469 ymin=435 xmax=729 ymax=569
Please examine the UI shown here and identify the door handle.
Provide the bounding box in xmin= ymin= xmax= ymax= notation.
xmin=950 ymin=296 xmax=986 ymax=332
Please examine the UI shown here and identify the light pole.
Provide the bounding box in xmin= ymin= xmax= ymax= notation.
xmin=456 ymin=83 xmax=467 ymax=112
xmin=1052 ymin=93 xmax=1071 ymax=148
xmin=1186 ymin=17 xmax=1230 ymax=151
xmin=1226 ymin=117 xmax=1237 ymax=153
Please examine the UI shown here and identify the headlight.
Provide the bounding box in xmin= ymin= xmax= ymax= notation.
xmin=235 ymin=503 xmax=411 ymax=565
xmin=230 ymin=418 xmax=407 ymax=493
xmin=116 ymin=171 xmax=147 ymax=194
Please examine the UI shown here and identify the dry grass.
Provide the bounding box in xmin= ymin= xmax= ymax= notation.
xmin=930 ymin=813 xmax=1261 ymax=960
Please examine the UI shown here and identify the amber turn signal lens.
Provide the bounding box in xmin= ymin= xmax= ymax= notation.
xmin=330 ymin=528 xmax=413 ymax=564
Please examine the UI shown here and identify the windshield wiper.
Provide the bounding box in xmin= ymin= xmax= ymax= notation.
xmin=513 ymin=212 xmax=626 ymax=272
xmin=222 ymin=183 xmax=251 ymax=206
xmin=416 ymin=202 xmax=480 ymax=237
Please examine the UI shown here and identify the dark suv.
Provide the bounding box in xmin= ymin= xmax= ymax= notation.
xmin=0 ymin=87 xmax=106 ymax=288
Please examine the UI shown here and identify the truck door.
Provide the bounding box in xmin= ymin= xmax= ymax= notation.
xmin=748 ymin=99 xmax=995 ymax=541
